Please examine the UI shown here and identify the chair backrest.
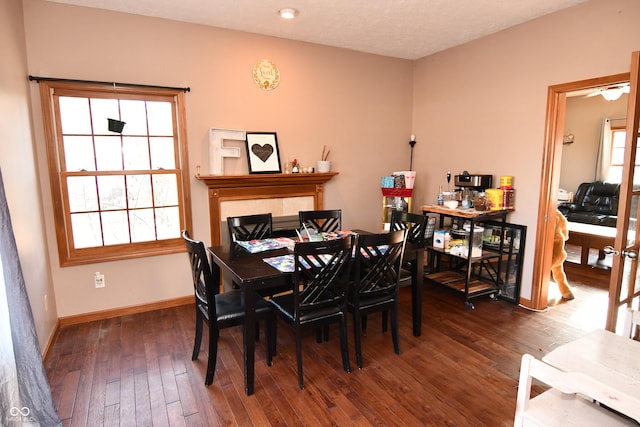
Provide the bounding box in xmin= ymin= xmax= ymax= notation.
xmin=182 ymin=230 xmax=218 ymax=319
xmin=227 ymin=213 xmax=273 ymax=242
xmin=623 ymin=307 xmax=640 ymax=340
xmin=390 ymin=211 xmax=434 ymax=246
xmin=353 ymin=230 xmax=406 ymax=300
xmin=293 ymin=235 xmax=354 ymax=318
xmin=299 ymin=209 xmax=342 ymax=233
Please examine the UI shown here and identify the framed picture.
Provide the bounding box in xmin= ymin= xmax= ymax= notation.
xmin=245 ymin=132 xmax=282 ymax=174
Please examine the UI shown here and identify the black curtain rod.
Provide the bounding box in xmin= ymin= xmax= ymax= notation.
xmin=28 ymin=75 xmax=190 ymax=92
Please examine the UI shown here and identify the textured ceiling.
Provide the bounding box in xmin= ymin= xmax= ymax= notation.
xmin=46 ymin=0 xmax=588 ymax=60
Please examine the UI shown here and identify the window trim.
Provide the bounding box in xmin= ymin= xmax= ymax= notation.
xmin=38 ymin=80 xmax=192 ymax=266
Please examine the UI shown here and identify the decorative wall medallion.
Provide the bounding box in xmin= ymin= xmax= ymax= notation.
xmin=253 ymin=59 xmax=280 ymax=90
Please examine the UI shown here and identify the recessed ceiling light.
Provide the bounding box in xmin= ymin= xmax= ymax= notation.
xmin=279 ymin=8 xmax=298 ymax=19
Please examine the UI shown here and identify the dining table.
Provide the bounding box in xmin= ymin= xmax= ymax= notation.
xmin=207 ymin=229 xmax=426 ymax=396
xmin=542 ymin=329 xmax=640 ymax=421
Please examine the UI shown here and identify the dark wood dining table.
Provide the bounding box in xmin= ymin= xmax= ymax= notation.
xmin=207 ymin=230 xmax=425 ymax=396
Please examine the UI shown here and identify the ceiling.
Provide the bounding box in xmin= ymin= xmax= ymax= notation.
xmin=46 ymin=0 xmax=589 ymax=60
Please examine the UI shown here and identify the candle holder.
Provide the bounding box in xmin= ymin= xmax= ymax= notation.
xmin=409 ymin=135 xmax=417 ymax=171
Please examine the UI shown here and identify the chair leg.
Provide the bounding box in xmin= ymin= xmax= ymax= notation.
xmin=353 ymin=310 xmax=363 ymax=369
xmin=295 ymin=328 xmax=305 ymax=390
xmin=361 ymin=314 xmax=368 ymax=333
xmin=340 ymin=314 xmax=352 ymax=373
xmin=323 ymin=325 xmax=330 ymax=342
xmin=381 ymin=310 xmax=388 ymax=333
xmin=192 ymin=311 xmax=203 ymax=360
xmin=391 ymin=303 xmax=400 ymax=355
xmin=205 ymin=326 xmax=219 ymax=386
xmin=266 ymin=311 xmax=277 ymax=366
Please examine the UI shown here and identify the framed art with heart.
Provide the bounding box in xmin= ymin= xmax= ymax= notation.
xmin=245 ymin=132 xmax=282 ymax=174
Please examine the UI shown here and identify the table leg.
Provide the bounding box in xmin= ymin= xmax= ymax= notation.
xmin=243 ymin=288 xmax=256 ymax=396
xmin=580 ymin=236 xmax=590 ymax=266
xmin=411 ymin=249 xmax=424 ymax=337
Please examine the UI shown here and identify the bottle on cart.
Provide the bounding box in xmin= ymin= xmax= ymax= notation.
xmin=437 ymin=185 xmax=444 ymax=206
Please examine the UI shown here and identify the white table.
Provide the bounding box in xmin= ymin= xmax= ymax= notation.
xmin=542 ymin=329 xmax=640 ymax=420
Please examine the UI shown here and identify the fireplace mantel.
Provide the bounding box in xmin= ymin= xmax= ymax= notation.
xmin=197 ymin=172 xmax=338 ymax=245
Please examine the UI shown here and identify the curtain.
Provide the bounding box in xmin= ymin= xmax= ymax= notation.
xmin=0 ymin=170 xmax=61 ymax=426
xmin=595 ymin=117 xmax=612 ymax=181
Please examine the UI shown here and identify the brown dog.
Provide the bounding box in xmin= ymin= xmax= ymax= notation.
xmin=551 ymin=209 xmax=574 ymax=300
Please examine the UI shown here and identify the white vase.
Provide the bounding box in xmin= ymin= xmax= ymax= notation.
xmin=317 ymin=160 xmax=331 ymax=173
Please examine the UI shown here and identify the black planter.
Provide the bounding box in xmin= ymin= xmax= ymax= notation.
xmin=107 ymin=118 xmax=126 ymax=133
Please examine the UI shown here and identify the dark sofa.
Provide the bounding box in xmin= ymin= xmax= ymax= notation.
xmin=557 ymin=181 xmax=620 ymax=227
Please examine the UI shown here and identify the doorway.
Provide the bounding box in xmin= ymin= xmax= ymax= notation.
xmin=530 ymin=73 xmax=630 ymax=316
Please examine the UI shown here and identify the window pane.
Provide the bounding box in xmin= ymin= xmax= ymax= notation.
xmin=608 ymin=166 xmax=622 ymax=183
xmin=97 ymin=175 xmax=126 ymax=210
xmin=64 ymin=136 xmax=96 ymax=171
xmin=120 ymin=99 xmax=148 ymax=136
xmin=611 ymin=147 xmax=625 ymax=165
xmin=150 ymin=137 xmax=175 ymax=169
xmin=613 ymin=131 xmax=626 ymax=147
xmin=59 ymin=97 xmax=92 ymax=134
xmin=123 ymin=137 xmax=151 ymax=170
xmin=90 ymin=98 xmax=120 ymax=134
xmin=94 ymin=136 xmax=124 ymax=171
xmin=67 ymin=176 xmax=98 ymax=212
xmin=147 ymin=101 xmax=173 ymax=135
xmin=130 ymin=208 xmax=156 ymax=242
xmin=153 ymin=174 xmax=178 ymax=206
xmin=101 ymin=210 xmax=130 ymax=245
xmin=127 ymin=174 xmax=153 ymax=208
xmin=156 ymin=206 xmax=180 ymax=239
xmin=71 ymin=212 xmax=102 ymax=248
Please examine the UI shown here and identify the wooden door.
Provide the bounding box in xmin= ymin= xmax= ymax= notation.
xmin=606 ymin=51 xmax=640 ymax=331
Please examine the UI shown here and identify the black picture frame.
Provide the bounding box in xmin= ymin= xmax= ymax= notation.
xmin=245 ymin=132 xmax=282 ymax=174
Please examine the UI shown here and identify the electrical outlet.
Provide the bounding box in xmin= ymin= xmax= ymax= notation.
xmin=94 ymin=272 xmax=105 ymax=288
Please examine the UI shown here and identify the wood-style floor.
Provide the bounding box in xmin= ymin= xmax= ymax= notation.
xmin=45 ymin=273 xmax=608 ymax=426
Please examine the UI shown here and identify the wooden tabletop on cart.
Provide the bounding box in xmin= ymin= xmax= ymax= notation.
xmin=420 ymin=205 xmax=509 ymax=219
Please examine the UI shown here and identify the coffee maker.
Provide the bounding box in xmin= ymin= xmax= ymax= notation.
xmin=454 ymin=172 xmax=492 ymax=208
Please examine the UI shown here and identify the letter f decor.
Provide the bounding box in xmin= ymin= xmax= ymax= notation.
xmin=209 ymin=128 xmax=246 ymax=175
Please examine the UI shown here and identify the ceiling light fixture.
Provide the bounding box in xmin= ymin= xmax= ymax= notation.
xmin=279 ymin=8 xmax=298 ymax=19
xmin=600 ymin=88 xmax=624 ymax=101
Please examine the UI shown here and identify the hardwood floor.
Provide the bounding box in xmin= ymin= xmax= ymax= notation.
xmin=45 ymin=277 xmax=607 ymax=426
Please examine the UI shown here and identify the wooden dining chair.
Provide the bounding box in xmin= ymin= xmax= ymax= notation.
xmin=299 ymin=209 xmax=342 ymax=233
xmin=182 ymin=230 xmax=277 ymax=386
xmin=226 ymin=213 xmax=284 ymax=294
xmin=390 ymin=211 xmax=433 ymax=283
xmin=227 ymin=213 xmax=273 ymax=243
xmin=348 ymin=229 xmax=406 ymax=369
xmin=514 ymin=353 xmax=638 ymax=426
xmin=268 ymin=235 xmax=354 ymax=389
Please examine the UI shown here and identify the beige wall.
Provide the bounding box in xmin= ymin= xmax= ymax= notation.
xmin=412 ymin=0 xmax=640 ymax=299
xmin=561 ymin=94 xmax=628 ymax=192
xmin=1 ymin=0 xmax=58 ymax=351
xmin=22 ymin=0 xmax=413 ymax=318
